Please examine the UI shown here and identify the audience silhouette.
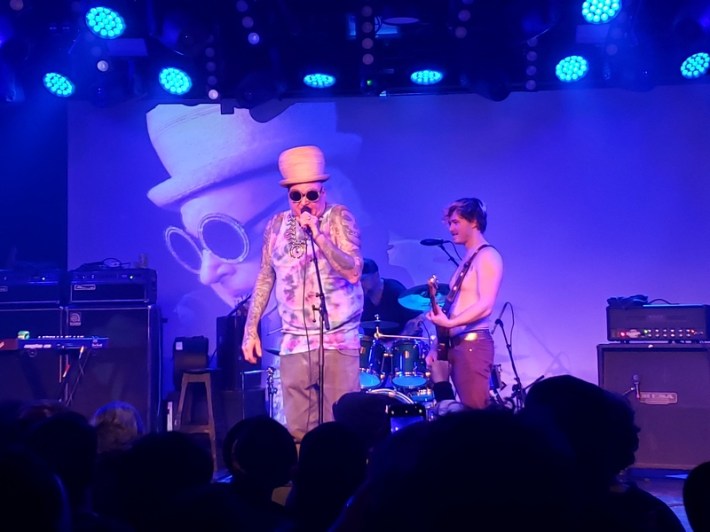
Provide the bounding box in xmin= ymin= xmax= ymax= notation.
xmin=684 ymin=461 xmax=710 ymax=532
xmin=0 ymin=376 xmax=696 ymax=531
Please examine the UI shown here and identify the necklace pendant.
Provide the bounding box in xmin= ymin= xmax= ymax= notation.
xmin=289 ymin=242 xmax=305 ymax=259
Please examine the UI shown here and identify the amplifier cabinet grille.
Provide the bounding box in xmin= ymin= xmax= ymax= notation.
xmin=65 ymin=305 xmax=162 ymax=431
xmin=598 ymin=343 xmax=710 ymax=470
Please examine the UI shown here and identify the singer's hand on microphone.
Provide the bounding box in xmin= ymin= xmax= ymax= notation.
xmin=298 ymin=210 xmax=320 ymax=238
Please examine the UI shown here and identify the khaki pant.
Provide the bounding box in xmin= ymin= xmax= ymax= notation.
xmin=279 ymin=348 xmax=360 ymax=441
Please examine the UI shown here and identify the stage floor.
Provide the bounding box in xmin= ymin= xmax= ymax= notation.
xmin=628 ymin=469 xmax=689 ymax=531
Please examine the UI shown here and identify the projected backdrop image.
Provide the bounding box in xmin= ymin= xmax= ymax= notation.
xmin=67 ymin=86 xmax=710 ymax=400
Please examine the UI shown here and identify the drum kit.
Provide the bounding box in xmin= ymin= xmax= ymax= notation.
xmin=358 ymin=282 xmax=451 ymax=405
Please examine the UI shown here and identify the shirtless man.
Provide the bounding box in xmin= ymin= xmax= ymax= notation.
xmin=426 ymin=198 xmax=503 ymax=409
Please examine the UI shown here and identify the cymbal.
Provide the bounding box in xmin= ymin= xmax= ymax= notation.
xmin=265 ymin=348 xmax=281 ymax=356
xmin=360 ymin=320 xmax=399 ymax=329
xmin=398 ymin=283 xmax=450 ymax=312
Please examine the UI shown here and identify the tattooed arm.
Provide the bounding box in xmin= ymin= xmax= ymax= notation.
xmin=242 ymin=213 xmax=281 ymax=363
xmin=313 ymin=205 xmax=363 ymax=284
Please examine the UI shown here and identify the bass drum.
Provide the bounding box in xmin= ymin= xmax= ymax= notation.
xmin=366 ymin=387 xmax=414 ymax=404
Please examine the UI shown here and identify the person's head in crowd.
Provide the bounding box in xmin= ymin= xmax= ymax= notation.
xmin=683 ymin=461 xmax=710 ymax=532
xmin=289 ymin=422 xmax=368 ymax=531
xmin=147 ymin=103 xmax=361 ymax=308
xmin=120 ymin=431 xmax=214 ymax=531
xmin=334 ymin=409 xmax=578 ymax=531
xmin=227 ymin=415 xmax=297 ymax=500
xmin=333 ymin=391 xmax=400 ymax=452
xmin=17 ymin=399 xmax=70 ymax=427
xmin=0 ymin=446 xmax=71 ymax=532
xmin=90 ymin=400 xmax=145 ymax=454
xmin=523 ymin=374 xmax=639 ymax=490
xmin=24 ymin=411 xmax=97 ymax=514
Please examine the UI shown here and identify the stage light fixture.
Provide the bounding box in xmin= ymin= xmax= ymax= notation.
xmin=581 ymin=0 xmax=622 ymax=24
xmin=410 ymin=69 xmax=444 ymax=85
xmin=158 ymin=66 xmax=192 ymax=95
xmin=555 ymin=55 xmax=589 ymax=82
xmin=85 ymin=6 xmax=126 ymax=39
xmin=681 ymin=52 xmax=710 ymax=79
xmin=303 ymin=72 xmax=336 ymax=88
xmin=43 ymin=72 xmax=75 ymax=96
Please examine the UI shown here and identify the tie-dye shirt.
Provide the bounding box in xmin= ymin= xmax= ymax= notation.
xmin=269 ymin=204 xmax=363 ymax=355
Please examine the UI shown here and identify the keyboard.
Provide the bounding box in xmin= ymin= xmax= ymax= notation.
xmin=0 ymin=336 xmax=109 ymax=351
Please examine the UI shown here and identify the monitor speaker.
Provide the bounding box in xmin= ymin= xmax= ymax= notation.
xmin=64 ymin=305 xmax=162 ymax=431
xmin=598 ymin=343 xmax=710 ymax=470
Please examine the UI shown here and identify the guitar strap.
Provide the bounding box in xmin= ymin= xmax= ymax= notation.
xmin=441 ymin=244 xmax=493 ymax=318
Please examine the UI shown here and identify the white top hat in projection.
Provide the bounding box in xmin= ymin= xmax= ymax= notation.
xmin=278 ymin=145 xmax=330 ymax=187
xmin=146 ymin=103 xmax=360 ymax=209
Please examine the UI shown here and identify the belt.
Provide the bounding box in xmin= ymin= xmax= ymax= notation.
xmin=450 ymin=329 xmax=490 ymax=346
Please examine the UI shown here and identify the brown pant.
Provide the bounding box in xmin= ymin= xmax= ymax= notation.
xmin=279 ymin=348 xmax=360 ymax=441
xmin=449 ymin=330 xmax=494 ymax=409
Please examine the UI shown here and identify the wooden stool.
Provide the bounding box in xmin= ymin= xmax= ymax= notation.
xmin=175 ymin=369 xmax=223 ymax=471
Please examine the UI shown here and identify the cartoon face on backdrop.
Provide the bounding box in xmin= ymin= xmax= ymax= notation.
xmin=146 ymin=102 xmax=364 ymax=309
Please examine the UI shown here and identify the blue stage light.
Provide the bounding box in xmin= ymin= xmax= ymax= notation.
xmin=410 ymin=69 xmax=443 ymax=85
xmin=303 ymin=73 xmax=336 ymax=88
xmin=555 ymin=55 xmax=589 ymax=82
xmin=85 ymin=6 xmax=126 ymax=39
xmin=680 ymin=52 xmax=710 ymax=79
xmin=43 ymin=72 xmax=75 ymax=97
xmin=159 ymin=67 xmax=192 ymax=95
xmin=582 ymin=0 xmax=622 ymax=24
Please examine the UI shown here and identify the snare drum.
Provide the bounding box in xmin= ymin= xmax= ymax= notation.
xmin=391 ymin=339 xmax=428 ymax=389
xmin=359 ymin=335 xmax=387 ymax=389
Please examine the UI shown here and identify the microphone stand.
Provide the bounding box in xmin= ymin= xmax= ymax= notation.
xmin=497 ymin=320 xmax=534 ymax=412
xmin=437 ymin=243 xmax=459 ymax=267
xmin=307 ymin=232 xmax=330 ymax=426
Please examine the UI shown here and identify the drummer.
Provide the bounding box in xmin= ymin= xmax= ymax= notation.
xmin=360 ymin=258 xmax=423 ymax=338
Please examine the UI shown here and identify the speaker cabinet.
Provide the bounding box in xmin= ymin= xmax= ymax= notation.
xmin=65 ymin=306 xmax=162 ymax=431
xmin=216 ymin=314 xmax=261 ymax=391
xmin=0 ymin=350 xmax=62 ymax=404
xmin=0 ymin=307 xmax=64 ymax=404
xmin=0 ymin=306 xmax=63 ymax=338
xmin=598 ymin=343 xmax=710 ymax=470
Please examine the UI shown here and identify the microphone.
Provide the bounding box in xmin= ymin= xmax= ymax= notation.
xmin=301 ymin=206 xmax=314 ymax=237
xmin=420 ymin=238 xmax=448 ymax=246
xmin=632 ymin=374 xmax=640 ymax=400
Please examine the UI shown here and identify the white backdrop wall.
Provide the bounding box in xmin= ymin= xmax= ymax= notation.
xmin=68 ymin=85 xmax=710 ymax=395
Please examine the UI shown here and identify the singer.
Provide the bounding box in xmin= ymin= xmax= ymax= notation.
xmin=241 ymin=145 xmax=364 ymax=441
xmin=425 ymin=198 xmax=504 ymax=409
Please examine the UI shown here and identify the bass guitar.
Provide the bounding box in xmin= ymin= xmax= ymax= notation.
xmin=427 ymin=275 xmax=450 ymax=361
